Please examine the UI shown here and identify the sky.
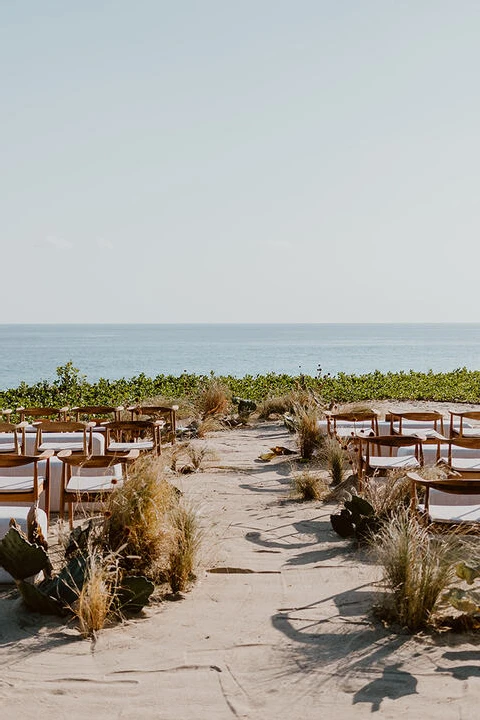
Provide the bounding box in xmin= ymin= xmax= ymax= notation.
xmin=2 ymin=1 xmax=480 ymax=324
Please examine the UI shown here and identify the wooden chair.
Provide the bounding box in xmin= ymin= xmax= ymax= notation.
xmin=449 ymin=410 xmax=480 ymax=438
xmin=359 ymin=435 xmax=423 ymax=486
xmin=71 ymin=405 xmax=124 ymax=427
xmin=58 ymin=449 xmax=139 ymax=528
xmin=127 ymin=404 xmax=178 ymax=444
xmin=408 ymin=471 xmax=480 ymax=525
xmin=389 ymin=410 xmax=445 ymax=436
xmin=0 ymin=422 xmax=25 ymax=455
xmin=33 ymin=421 xmax=91 ymax=455
xmin=103 ymin=420 xmax=162 ymax=456
xmin=17 ymin=406 xmax=69 ymax=423
xmin=388 ymin=411 xmax=446 ymax=462
xmin=438 ymin=438 xmax=480 ymax=477
xmin=0 ymin=450 xmax=53 ymax=526
xmin=325 ymin=410 xmax=379 ymax=439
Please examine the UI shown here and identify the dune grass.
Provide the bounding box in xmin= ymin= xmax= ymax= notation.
xmin=373 ymin=508 xmax=459 ymax=631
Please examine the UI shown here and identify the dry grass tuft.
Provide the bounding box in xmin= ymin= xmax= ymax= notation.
xmin=360 ymin=471 xmax=413 ymax=518
xmin=257 ymin=394 xmax=296 ymax=419
xmin=373 ymin=508 xmax=459 ymax=631
xmin=166 ymin=503 xmax=202 ymax=594
xmin=196 ymin=415 xmax=223 ymax=438
xmin=292 ymin=469 xmax=330 ymax=501
xmin=195 ymin=378 xmax=229 ymax=419
xmin=105 ymin=456 xmax=177 ymax=580
xmin=294 ymin=402 xmax=324 ymax=460
xmin=73 ymin=549 xmax=119 ymax=639
xmin=320 ymin=436 xmax=348 ymax=486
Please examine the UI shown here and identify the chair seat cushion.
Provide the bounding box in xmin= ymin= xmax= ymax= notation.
xmin=66 ymin=476 xmax=123 ymax=494
xmin=0 ymin=476 xmax=44 ymax=492
xmin=419 ymin=499 xmax=480 ymax=523
xmin=107 ymin=441 xmax=153 ymax=451
xmin=366 ymin=455 xmax=420 ymax=470
xmin=450 ymin=458 xmax=480 ymax=471
xmin=39 ymin=442 xmax=85 ymax=452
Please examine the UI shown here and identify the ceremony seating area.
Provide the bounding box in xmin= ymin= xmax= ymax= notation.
xmin=0 ymin=403 xmax=178 ymax=525
xmin=325 ymin=408 xmax=480 ymax=526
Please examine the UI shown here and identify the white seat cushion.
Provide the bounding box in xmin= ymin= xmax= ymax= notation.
xmin=367 ymin=455 xmax=420 ymax=470
xmin=0 ymin=475 xmax=43 ymax=492
xmin=66 ymin=475 xmax=123 ymax=494
xmin=0 ymin=445 xmax=18 ymax=453
xmin=450 ymin=458 xmax=480 ymax=471
xmin=107 ymin=441 xmax=153 ymax=451
xmin=419 ymin=489 xmax=480 ymax=522
xmin=39 ymin=442 xmax=85 ymax=452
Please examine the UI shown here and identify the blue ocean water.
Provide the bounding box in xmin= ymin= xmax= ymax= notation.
xmin=1 ymin=323 xmax=480 ymax=390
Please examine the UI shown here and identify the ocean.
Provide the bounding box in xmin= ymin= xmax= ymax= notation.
xmin=1 ymin=323 xmax=480 ymax=390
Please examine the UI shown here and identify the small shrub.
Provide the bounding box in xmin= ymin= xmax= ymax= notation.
xmin=373 ymin=508 xmax=458 ymax=631
xmin=196 ymin=415 xmax=223 ymax=438
xmin=195 ymin=377 xmax=229 ymax=419
xmin=292 ymin=470 xmax=329 ymax=501
xmin=73 ymin=549 xmax=119 ymax=639
xmin=166 ymin=503 xmax=202 ymax=594
xmin=186 ymin=443 xmax=215 ymax=471
xmin=320 ymin=436 xmax=348 ymax=486
xmin=258 ymin=394 xmax=296 ymax=419
xmin=105 ymin=456 xmax=177 ymax=580
xmin=360 ymin=471 xmax=413 ymax=518
xmin=294 ymin=402 xmax=324 ymax=460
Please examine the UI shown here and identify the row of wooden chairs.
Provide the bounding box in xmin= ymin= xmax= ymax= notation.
xmin=0 ymin=403 xmax=178 ymax=439
xmin=0 ymin=404 xmax=178 ymax=529
xmin=325 ymin=409 xmax=480 ymax=440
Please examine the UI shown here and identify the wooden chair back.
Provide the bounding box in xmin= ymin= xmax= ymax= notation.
xmin=325 ymin=410 xmax=379 ymax=437
xmin=449 ymin=410 xmax=480 ymax=438
xmin=17 ymin=406 xmax=69 ymax=422
xmin=389 ymin=411 xmax=444 ymax=435
xmin=33 ymin=421 xmax=90 ymax=455
xmin=0 ymin=422 xmax=23 ymax=454
xmin=72 ymin=405 xmax=123 ymax=425
xmin=128 ymin=405 xmax=178 ymax=444
xmin=0 ymin=451 xmax=53 ymax=523
xmin=103 ymin=420 xmax=162 ymax=455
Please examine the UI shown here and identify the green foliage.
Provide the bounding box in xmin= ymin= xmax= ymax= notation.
xmin=442 ymin=561 xmax=480 ymax=617
xmin=3 ymin=364 xmax=480 ymax=414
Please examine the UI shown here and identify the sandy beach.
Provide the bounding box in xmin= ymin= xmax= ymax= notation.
xmin=1 ymin=407 xmax=480 ymax=718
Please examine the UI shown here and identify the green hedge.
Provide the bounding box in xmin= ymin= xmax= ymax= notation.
xmin=1 ymin=362 xmax=479 ymax=411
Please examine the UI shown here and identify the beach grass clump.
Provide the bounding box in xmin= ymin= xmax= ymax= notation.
xmin=72 ymin=548 xmax=119 ymax=639
xmin=257 ymin=393 xmax=297 ymax=419
xmin=373 ymin=508 xmax=458 ymax=631
xmin=195 ymin=377 xmax=229 ymax=419
xmin=360 ymin=471 xmax=413 ymax=518
xmin=294 ymin=401 xmax=324 ymax=460
xmin=104 ymin=456 xmax=177 ymax=580
xmin=166 ymin=503 xmax=202 ymax=594
xmin=320 ymin=436 xmax=348 ymax=486
xmin=292 ymin=469 xmax=330 ymax=501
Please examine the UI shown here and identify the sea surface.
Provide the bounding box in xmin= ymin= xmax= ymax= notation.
xmin=1 ymin=323 xmax=480 ymax=390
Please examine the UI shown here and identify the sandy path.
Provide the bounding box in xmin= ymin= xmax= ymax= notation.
xmin=0 ymin=420 xmax=479 ymax=718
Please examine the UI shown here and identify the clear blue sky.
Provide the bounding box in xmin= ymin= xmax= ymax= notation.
xmin=2 ymin=1 xmax=479 ymax=323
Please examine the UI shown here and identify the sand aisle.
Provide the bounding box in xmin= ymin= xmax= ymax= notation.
xmin=0 ymin=421 xmax=479 ymax=718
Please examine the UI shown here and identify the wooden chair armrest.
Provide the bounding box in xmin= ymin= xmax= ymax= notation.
xmin=38 ymin=449 xmax=55 ymax=459
xmin=57 ymin=449 xmax=73 ymax=459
